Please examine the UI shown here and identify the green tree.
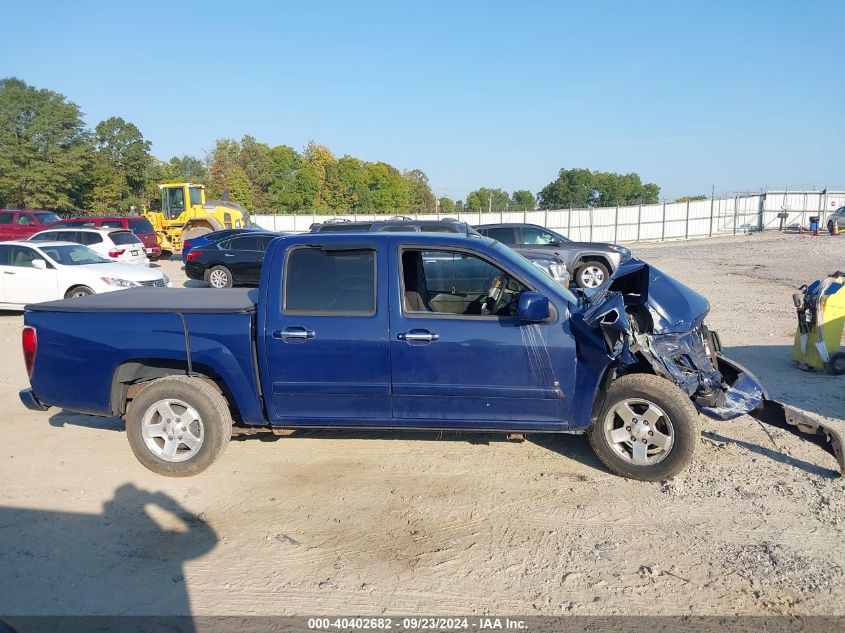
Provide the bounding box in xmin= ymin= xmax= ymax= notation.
xmin=438 ymin=196 xmax=455 ymax=215
xmin=361 ymin=162 xmax=410 ymax=212
xmin=225 ymin=165 xmax=254 ymax=209
xmin=510 ymin=190 xmax=536 ymax=211
xmin=538 ymin=168 xmax=660 ymax=209
xmin=0 ymin=77 xmax=92 ymax=210
xmin=403 ymin=169 xmax=435 ymax=213
xmin=93 ymin=117 xmax=151 ymax=197
xmin=206 ymin=138 xmax=241 ymax=199
xmin=237 ymin=135 xmax=271 ymax=210
xmin=675 ymin=195 xmax=707 ymax=202
xmin=466 ymin=188 xmax=510 ymax=212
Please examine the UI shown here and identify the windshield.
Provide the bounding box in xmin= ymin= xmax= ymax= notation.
xmin=35 ymin=212 xmax=61 ymax=224
xmin=492 ymin=241 xmax=578 ymax=304
xmin=38 ymin=244 xmax=110 ymax=265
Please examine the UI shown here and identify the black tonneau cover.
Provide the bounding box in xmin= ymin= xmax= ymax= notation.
xmin=26 ymin=287 xmax=258 ymax=314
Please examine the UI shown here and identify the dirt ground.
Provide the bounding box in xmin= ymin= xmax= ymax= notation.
xmin=0 ymin=231 xmax=843 ymax=617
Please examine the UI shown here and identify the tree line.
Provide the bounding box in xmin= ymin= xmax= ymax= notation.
xmin=0 ymin=78 xmax=661 ymax=216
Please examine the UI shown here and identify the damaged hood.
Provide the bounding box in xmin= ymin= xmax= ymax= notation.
xmin=579 ymin=257 xmax=765 ymax=421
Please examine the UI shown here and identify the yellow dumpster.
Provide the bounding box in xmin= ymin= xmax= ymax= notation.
xmin=792 ymin=273 xmax=845 ymax=374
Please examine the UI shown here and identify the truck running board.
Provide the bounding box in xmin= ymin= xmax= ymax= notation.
xmin=751 ymin=400 xmax=845 ymax=476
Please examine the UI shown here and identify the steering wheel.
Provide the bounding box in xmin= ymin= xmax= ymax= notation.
xmin=482 ymin=275 xmax=508 ymax=316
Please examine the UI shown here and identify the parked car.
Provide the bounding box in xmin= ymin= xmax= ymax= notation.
xmin=20 ymin=233 xmax=841 ymax=480
xmin=184 ymin=232 xmax=281 ymax=288
xmin=828 ymin=206 xmax=845 ymax=233
xmin=474 ymin=223 xmax=632 ymax=289
xmin=0 ymin=210 xmax=63 ymax=241
xmin=311 ymin=218 xmax=570 ymax=286
xmin=182 ymin=227 xmax=263 ymax=261
xmin=0 ymin=241 xmax=169 ymax=309
xmin=29 ymin=228 xmax=149 ymax=266
xmin=309 ymin=217 xmax=472 ymax=233
xmin=46 ymin=216 xmax=161 ymax=260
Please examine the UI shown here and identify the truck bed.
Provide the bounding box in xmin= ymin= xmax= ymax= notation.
xmin=26 ymin=287 xmax=258 ymax=313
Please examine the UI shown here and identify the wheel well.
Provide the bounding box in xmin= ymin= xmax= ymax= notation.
xmin=110 ymin=360 xmax=239 ymax=420
xmin=574 ymin=255 xmax=610 ymax=271
xmin=64 ymin=284 xmax=91 ymax=296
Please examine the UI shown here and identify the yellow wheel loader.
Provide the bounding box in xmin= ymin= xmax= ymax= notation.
xmin=143 ymin=183 xmax=251 ymax=256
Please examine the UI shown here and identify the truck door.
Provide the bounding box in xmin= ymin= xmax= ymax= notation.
xmin=388 ymin=244 xmax=571 ymax=429
xmin=262 ymin=241 xmax=391 ymax=422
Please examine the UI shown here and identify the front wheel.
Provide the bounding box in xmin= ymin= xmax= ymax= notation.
xmin=575 ymin=261 xmax=610 ymax=288
xmin=65 ymin=285 xmax=94 ymax=298
xmin=588 ymin=374 xmax=698 ymax=481
xmin=125 ymin=375 xmax=232 ymax=477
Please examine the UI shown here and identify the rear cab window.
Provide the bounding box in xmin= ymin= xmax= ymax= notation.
xmin=284 ymin=246 xmax=376 ymax=315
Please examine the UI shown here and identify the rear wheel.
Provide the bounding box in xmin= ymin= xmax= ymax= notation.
xmin=65 ymin=285 xmax=94 ymax=299
xmin=206 ymin=265 xmax=233 ymax=289
xmin=825 ymin=352 xmax=845 ymax=376
xmin=588 ymin=374 xmax=698 ymax=481
xmin=575 ymin=261 xmax=610 ymax=288
xmin=125 ymin=375 xmax=232 ymax=477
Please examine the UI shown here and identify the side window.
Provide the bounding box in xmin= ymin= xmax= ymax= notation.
xmin=480 ymin=227 xmax=516 ymax=244
xmin=229 ymin=235 xmax=261 ymax=250
xmin=16 ymin=214 xmax=34 ymax=226
xmin=58 ymin=231 xmax=78 ymax=242
xmin=0 ymin=245 xmax=12 ymax=265
xmin=258 ymin=235 xmax=276 ymax=249
xmin=80 ymin=232 xmax=104 ymax=245
xmin=101 ymin=221 xmax=123 ymax=228
xmin=521 ymin=227 xmax=558 ymax=245
xmin=189 ymin=187 xmax=203 ymax=205
xmin=8 ymin=246 xmax=39 ymax=267
xmin=401 ymin=249 xmax=526 ymax=317
xmin=378 ymin=224 xmax=419 ymax=233
xmin=0 ymin=213 xmax=13 ymax=225
xmin=284 ymin=247 xmax=376 ymax=315
xmin=29 ymin=232 xmax=56 ymax=241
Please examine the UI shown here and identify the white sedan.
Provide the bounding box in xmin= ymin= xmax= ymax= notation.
xmin=0 ymin=241 xmax=171 ymax=310
xmin=29 ymin=227 xmax=150 ymax=266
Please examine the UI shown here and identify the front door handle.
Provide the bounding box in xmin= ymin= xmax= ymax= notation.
xmin=273 ymin=326 xmax=316 ymax=342
xmin=224 ymin=253 xmax=235 ymax=257
xmin=3 ymin=271 xmax=14 ymax=275
xmin=398 ymin=329 xmax=439 ymax=344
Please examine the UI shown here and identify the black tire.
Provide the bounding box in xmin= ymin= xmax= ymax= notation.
xmin=828 ymin=221 xmax=835 ymax=234
xmin=205 ymin=265 xmax=233 ymax=289
xmin=588 ymin=374 xmax=698 ymax=481
xmin=125 ymin=375 xmax=232 ymax=477
xmin=825 ymin=352 xmax=845 ymax=376
xmin=575 ymin=260 xmax=611 ymax=289
xmin=64 ymin=285 xmax=94 ymax=299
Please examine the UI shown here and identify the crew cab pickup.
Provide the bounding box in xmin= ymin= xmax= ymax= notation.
xmin=19 ymin=233 xmax=845 ymax=479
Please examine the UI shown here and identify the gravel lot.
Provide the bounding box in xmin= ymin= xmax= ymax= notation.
xmin=0 ymin=231 xmax=843 ymax=617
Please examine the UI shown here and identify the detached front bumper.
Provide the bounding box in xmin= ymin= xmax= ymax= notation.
xmin=20 ymin=388 xmax=49 ymax=412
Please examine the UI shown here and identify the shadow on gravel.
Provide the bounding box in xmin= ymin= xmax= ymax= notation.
xmin=723 ymin=345 xmax=845 ymax=420
xmin=48 ymin=410 xmax=123 ymax=431
xmin=0 ymin=483 xmax=216 ymax=624
xmin=703 ymin=430 xmax=839 ymax=479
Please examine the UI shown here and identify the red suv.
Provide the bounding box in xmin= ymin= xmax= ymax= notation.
xmin=0 ymin=210 xmax=63 ymax=241
xmin=46 ymin=216 xmax=161 ymax=260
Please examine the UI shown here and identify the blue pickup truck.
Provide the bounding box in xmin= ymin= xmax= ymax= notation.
xmin=19 ymin=232 xmax=844 ymax=480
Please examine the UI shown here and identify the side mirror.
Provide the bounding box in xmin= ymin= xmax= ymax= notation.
xmin=549 ymin=239 xmax=561 ymax=247
xmin=517 ymin=292 xmax=551 ymax=322
xmin=31 ymin=259 xmax=47 ymax=270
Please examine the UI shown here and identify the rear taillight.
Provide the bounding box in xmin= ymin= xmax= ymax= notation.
xmin=22 ymin=326 xmax=36 ymax=378
xmin=108 ymin=248 xmax=125 ymax=258
xmin=186 ymin=251 xmax=202 ymax=262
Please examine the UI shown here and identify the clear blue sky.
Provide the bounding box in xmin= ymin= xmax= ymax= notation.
xmin=3 ymin=0 xmax=843 ymax=201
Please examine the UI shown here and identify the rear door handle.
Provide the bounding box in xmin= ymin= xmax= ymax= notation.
xmin=398 ymin=329 xmax=439 ymax=344
xmin=273 ymin=326 xmax=316 ymax=342
xmin=224 ymin=253 xmax=235 ymax=257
